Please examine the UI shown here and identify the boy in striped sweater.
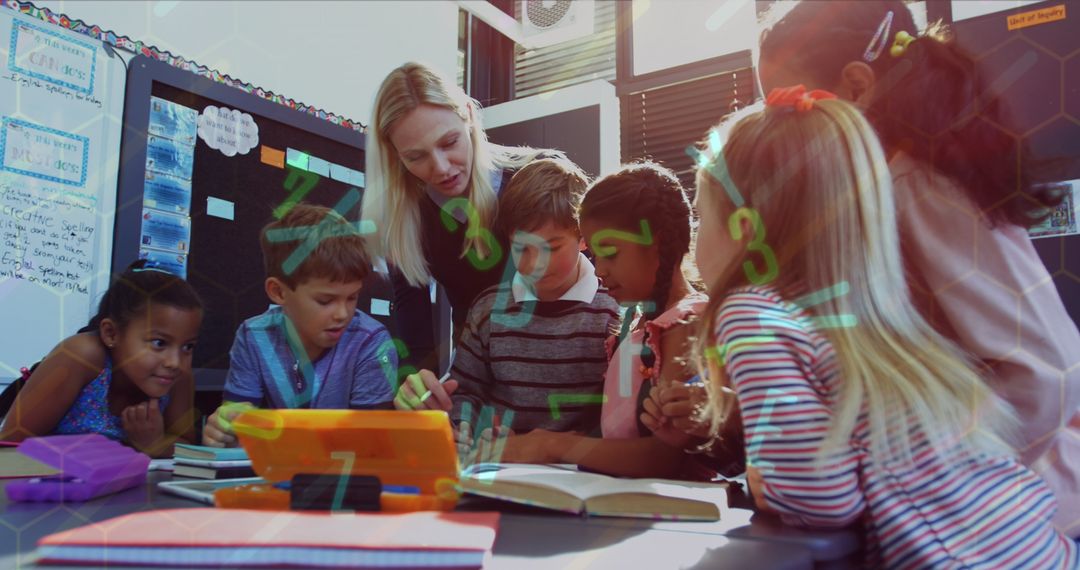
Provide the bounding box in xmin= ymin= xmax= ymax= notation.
xmin=395 ymin=158 xmax=620 ymax=438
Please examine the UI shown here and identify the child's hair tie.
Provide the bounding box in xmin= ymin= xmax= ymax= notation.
xmin=890 ymin=30 xmax=916 ymax=58
xmin=765 ymin=85 xmax=838 ymax=113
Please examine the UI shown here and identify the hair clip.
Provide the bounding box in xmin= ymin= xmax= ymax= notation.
xmin=765 ymin=85 xmax=838 ymax=113
xmin=890 ymin=30 xmax=915 ymax=58
xmin=863 ymin=10 xmax=894 ymax=62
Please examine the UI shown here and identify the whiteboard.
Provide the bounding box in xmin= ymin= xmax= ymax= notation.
xmin=0 ymin=10 xmax=125 ymax=380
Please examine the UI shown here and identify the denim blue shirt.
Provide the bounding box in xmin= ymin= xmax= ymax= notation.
xmin=223 ymin=306 xmax=397 ymax=409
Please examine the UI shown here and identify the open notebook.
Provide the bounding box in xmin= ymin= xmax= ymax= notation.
xmin=460 ymin=464 xmax=727 ymax=521
xmin=36 ymin=509 xmax=499 ymax=568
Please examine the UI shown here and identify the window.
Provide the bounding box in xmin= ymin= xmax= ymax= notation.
xmin=621 ymin=64 xmax=756 ymax=191
xmin=458 ymin=9 xmax=470 ymax=91
xmin=616 ymin=1 xmax=759 ymax=190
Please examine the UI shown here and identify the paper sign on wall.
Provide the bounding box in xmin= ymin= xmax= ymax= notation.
xmin=1007 ymin=4 xmax=1066 ymax=31
xmin=197 ymin=105 xmax=259 ymax=157
xmin=0 ymin=118 xmax=88 ymax=187
xmin=1030 ymin=179 xmax=1080 ymax=239
xmin=9 ymin=20 xmax=96 ymax=94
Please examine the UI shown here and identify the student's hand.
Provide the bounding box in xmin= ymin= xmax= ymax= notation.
xmin=746 ymin=465 xmax=775 ymax=513
xmin=641 ymin=383 xmax=710 ymax=449
xmin=659 ymin=383 xmax=713 ymax=437
xmin=456 ymin=419 xmax=513 ymax=467
xmin=499 ymin=429 xmax=568 ymax=464
xmin=394 ymin=370 xmax=459 ymax=411
xmin=202 ymin=404 xmax=245 ymax=447
xmin=122 ymin=399 xmax=165 ymax=454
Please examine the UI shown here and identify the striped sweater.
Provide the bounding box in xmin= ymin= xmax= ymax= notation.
xmin=449 ymin=283 xmax=621 ymax=434
xmin=715 ymin=286 xmax=1078 ymax=569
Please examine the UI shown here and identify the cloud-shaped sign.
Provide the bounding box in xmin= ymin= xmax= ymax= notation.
xmin=197 ymin=106 xmax=259 ymax=157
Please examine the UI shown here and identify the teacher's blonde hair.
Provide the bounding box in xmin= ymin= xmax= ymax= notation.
xmin=363 ymin=62 xmax=545 ymax=286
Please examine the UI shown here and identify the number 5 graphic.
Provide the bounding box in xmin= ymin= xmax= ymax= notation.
xmin=728 ymin=207 xmax=778 ymax=285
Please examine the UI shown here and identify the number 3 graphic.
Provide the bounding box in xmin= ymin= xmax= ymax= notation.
xmin=728 ymin=207 xmax=778 ymax=285
xmin=440 ymin=198 xmax=503 ymax=271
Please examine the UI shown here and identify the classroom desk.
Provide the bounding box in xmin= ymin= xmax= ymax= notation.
xmin=0 ymin=473 xmax=859 ymax=569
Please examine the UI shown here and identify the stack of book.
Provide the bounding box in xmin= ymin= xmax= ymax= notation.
xmin=173 ymin=443 xmax=255 ymax=480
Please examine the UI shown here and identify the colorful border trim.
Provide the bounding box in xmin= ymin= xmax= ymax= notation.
xmin=0 ymin=0 xmax=366 ymax=133
xmin=0 ymin=116 xmax=90 ymax=187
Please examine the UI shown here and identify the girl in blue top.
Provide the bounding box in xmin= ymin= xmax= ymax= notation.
xmin=0 ymin=260 xmax=203 ymax=457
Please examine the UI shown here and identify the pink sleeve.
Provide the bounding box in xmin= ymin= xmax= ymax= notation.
xmin=643 ymin=295 xmax=708 ymax=368
xmin=893 ymin=162 xmax=1080 ymax=469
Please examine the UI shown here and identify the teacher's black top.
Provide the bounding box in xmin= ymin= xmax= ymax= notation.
xmin=389 ymin=167 xmax=516 ymax=371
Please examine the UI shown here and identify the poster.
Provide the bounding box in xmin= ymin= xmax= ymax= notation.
xmin=143 ymin=169 xmax=192 ymax=215
xmin=140 ymin=208 xmax=191 ymax=253
xmin=146 ymin=133 xmax=195 ymax=181
xmin=138 ymin=247 xmax=187 ymax=279
xmin=1029 ymin=180 xmax=1080 ymax=239
xmin=0 ymin=117 xmax=88 ymax=187
xmin=148 ymin=96 xmax=197 ymax=146
xmin=8 ymin=20 xmax=96 ymax=94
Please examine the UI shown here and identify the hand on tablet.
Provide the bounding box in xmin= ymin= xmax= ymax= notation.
xmin=202 ymin=402 xmax=253 ymax=447
xmin=393 ymin=369 xmax=458 ymax=411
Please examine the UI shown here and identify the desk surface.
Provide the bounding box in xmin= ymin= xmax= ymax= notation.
xmin=0 ymin=473 xmax=859 ymax=569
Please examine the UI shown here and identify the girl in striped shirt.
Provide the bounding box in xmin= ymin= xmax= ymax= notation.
xmin=690 ymin=87 xmax=1078 ymax=568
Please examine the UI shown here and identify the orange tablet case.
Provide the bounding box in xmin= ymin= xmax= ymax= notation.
xmin=213 ymin=410 xmax=462 ymax=512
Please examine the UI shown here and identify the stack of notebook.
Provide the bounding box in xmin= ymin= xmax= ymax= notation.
xmin=173 ymin=443 xmax=255 ymax=480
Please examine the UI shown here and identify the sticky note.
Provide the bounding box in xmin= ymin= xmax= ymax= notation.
xmin=370 ymin=298 xmax=391 ymax=316
xmin=307 ymin=156 xmax=330 ymax=177
xmin=285 ymin=148 xmax=309 ymax=170
xmin=372 ymin=257 xmax=389 ymax=274
xmin=330 ymin=163 xmax=351 ymax=183
xmin=261 ymin=145 xmax=285 ymax=168
xmin=206 ymin=196 xmax=235 ymax=221
xmin=351 ymin=170 xmax=366 ymax=188
xmin=1007 ymin=4 xmax=1066 ymax=31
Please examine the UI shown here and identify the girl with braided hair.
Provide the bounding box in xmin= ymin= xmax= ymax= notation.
xmin=499 ymin=162 xmax=722 ymax=478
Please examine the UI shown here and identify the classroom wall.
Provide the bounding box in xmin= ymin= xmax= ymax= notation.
xmin=33 ymin=0 xmax=460 ymax=124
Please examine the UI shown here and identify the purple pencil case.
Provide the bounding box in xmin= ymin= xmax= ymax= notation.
xmin=6 ymin=434 xmax=149 ymax=502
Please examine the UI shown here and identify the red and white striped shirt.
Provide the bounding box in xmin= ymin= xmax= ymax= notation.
xmin=715 ymin=286 xmax=1078 ymax=569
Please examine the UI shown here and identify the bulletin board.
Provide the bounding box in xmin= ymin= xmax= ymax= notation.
xmin=949 ymin=0 xmax=1080 ymax=324
xmin=114 ymin=56 xmax=390 ymax=388
xmin=0 ymin=9 xmax=125 ymax=381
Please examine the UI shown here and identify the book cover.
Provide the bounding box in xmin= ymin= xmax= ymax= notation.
xmin=174 ymin=443 xmax=249 ymax=462
xmin=172 ymin=464 xmax=257 ymax=480
xmin=37 ymin=509 xmax=500 ymax=568
xmin=461 ymin=463 xmax=727 ymax=521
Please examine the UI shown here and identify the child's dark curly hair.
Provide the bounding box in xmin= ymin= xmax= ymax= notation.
xmin=580 ymin=161 xmax=693 ymax=369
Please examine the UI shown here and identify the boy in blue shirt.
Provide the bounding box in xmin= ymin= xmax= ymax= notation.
xmin=203 ymin=204 xmax=396 ymax=446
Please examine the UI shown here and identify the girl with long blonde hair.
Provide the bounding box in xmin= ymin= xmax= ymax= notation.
xmin=693 ymin=87 xmax=1077 ymax=568
xmin=758 ymin=1 xmax=1080 ymax=537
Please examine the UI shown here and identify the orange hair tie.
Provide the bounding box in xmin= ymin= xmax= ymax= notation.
xmin=765 ymin=85 xmax=838 ymax=112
